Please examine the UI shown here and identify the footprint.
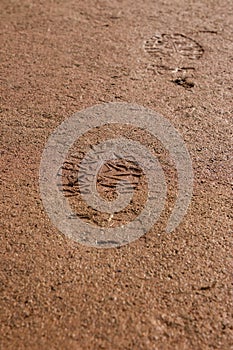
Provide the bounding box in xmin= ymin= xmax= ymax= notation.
xmin=144 ymin=33 xmax=204 ymax=72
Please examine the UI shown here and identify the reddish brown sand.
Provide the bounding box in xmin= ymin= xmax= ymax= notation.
xmin=1 ymin=0 xmax=232 ymax=349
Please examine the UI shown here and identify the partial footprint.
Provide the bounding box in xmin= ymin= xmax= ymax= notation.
xmin=144 ymin=33 xmax=204 ymax=72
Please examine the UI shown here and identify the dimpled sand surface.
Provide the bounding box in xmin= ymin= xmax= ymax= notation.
xmin=0 ymin=1 xmax=232 ymax=349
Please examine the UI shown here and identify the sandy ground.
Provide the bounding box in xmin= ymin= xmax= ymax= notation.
xmin=0 ymin=0 xmax=232 ymax=349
